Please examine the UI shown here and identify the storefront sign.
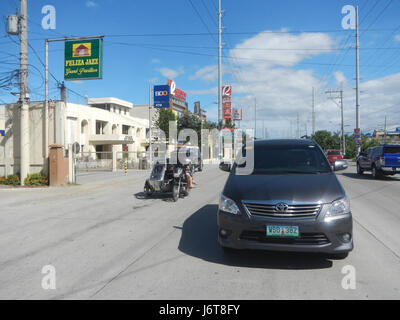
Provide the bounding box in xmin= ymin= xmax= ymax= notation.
xmin=64 ymin=38 xmax=103 ymax=80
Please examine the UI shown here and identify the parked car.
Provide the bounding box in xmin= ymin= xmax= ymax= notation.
xmin=356 ymin=145 xmax=400 ymax=179
xmin=326 ymin=149 xmax=344 ymax=164
xmin=218 ymin=139 xmax=353 ymax=259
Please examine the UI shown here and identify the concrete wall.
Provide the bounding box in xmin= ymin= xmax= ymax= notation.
xmin=0 ymin=99 xmax=151 ymax=177
xmin=0 ymin=101 xmax=63 ymax=176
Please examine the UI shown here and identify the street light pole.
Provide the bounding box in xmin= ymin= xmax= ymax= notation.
xmin=355 ymin=5 xmax=361 ymax=154
xmin=149 ymin=85 xmax=152 ymax=167
xmin=218 ymin=0 xmax=223 ymax=159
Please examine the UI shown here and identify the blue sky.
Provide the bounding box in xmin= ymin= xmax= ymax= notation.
xmin=1 ymin=0 xmax=400 ymax=137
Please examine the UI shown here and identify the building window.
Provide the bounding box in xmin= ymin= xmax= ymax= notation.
xmin=122 ymin=125 xmax=129 ymax=135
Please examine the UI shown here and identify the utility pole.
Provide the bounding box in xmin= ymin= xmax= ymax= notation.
xmin=355 ymin=5 xmax=361 ymax=154
xmin=19 ymin=0 xmax=29 ymax=185
xmin=340 ymin=89 xmax=345 ymax=156
xmin=262 ymin=120 xmax=265 ymax=139
xmin=44 ymin=39 xmax=49 ymax=160
xmin=296 ymin=112 xmax=299 ymax=139
xmin=312 ymin=87 xmax=315 ymax=136
xmin=326 ymin=88 xmax=345 ymax=156
xmin=149 ymin=85 xmax=152 ymax=167
xmin=59 ymin=81 xmax=66 ymax=103
xmin=217 ymin=0 xmax=223 ymax=158
xmin=254 ymin=98 xmax=257 ymax=139
xmin=384 ymin=115 xmax=387 ymax=144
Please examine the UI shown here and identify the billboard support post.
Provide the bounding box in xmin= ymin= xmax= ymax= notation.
xmin=44 ymin=35 xmax=104 ymax=160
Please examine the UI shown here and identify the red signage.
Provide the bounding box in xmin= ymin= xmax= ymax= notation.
xmin=168 ymin=79 xmax=186 ymax=101
xmin=232 ymin=108 xmax=242 ymax=121
xmin=222 ymin=85 xmax=232 ymax=120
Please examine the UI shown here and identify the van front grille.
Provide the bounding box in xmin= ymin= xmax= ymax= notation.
xmin=243 ymin=202 xmax=321 ymax=218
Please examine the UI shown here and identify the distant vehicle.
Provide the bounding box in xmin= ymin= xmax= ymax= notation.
xmin=357 ymin=145 xmax=400 ymax=179
xmin=218 ymin=139 xmax=352 ymax=259
xmin=144 ymin=158 xmax=190 ymax=202
xmin=171 ymin=146 xmax=203 ymax=172
xmin=326 ymin=149 xmax=344 ymax=164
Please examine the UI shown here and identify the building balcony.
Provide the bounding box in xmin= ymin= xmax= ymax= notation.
xmin=89 ymin=134 xmax=135 ymax=145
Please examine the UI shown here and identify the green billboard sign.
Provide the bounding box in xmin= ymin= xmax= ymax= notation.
xmin=64 ymin=38 xmax=103 ymax=80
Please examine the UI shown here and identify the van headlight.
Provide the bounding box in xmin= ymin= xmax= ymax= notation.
xmin=219 ymin=194 xmax=240 ymax=215
xmin=325 ymin=195 xmax=350 ymax=219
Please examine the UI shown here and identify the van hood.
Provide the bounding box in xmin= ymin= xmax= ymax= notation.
xmin=223 ymin=172 xmax=345 ymax=204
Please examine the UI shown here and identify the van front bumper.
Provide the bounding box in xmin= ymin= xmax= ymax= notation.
xmin=217 ymin=209 xmax=353 ymax=254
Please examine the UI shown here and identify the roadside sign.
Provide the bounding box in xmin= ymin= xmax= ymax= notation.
xmin=64 ymin=38 xmax=103 ymax=80
xmin=72 ymin=142 xmax=80 ymax=154
xmin=222 ymin=85 xmax=232 ymax=120
xmin=153 ymin=85 xmax=170 ymax=108
xmin=354 ymin=128 xmax=361 ymax=138
xmin=0 ymin=130 xmax=5 ymax=137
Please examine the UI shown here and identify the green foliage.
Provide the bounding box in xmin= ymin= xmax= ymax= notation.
xmin=223 ymin=118 xmax=235 ymax=129
xmin=154 ymin=108 xmax=177 ymax=140
xmin=0 ymin=174 xmax=20 ymax=186
xmin=24 ymin=173 xmax=48 ymax=186
xmin=202 ymin=120 xmax=217 ymax=130
xmin=312 ymin=130 xmax=382 ymax=159
xmin=312 ymin=130 xmax=340 ymax=151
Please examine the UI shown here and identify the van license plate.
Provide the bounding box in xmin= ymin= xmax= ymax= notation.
xmin=266 ymin=225 xmax=299 ymax=237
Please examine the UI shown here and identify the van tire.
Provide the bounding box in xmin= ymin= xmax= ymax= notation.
xmin=372 ymin=165 xmax=381 ymax=179
xmin=356 ymin=163 xmax=363 ymax=175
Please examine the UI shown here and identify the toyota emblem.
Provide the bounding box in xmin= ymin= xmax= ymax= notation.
xmin=275 ymin=203 xmax=289 ymax=212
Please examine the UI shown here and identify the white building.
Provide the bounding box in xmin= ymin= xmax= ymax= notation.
xmin=0 ymin=97 xmax=150 ymax=176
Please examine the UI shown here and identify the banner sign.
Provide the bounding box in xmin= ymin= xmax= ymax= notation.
xmin=232 ymin=108 xmax=242 ymax=121
xmin=64 ymin=38 xmax=103 ymax=80
xmin=168 ymin=79 xmax=186 ymax=101
xmin=154 ymin=85 xmax=170 ymax=108
xmin=0 ymin=130 xmax=5 ymax=137
xmin=222 ymin=85 xmax=232 ymax=120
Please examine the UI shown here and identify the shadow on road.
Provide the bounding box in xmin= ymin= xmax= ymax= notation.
xmin=178 ymin=204 xmax=333 ymax=270
xmin=134 ymin=192 xmax=181 ymax=202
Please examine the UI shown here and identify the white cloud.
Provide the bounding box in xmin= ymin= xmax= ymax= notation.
xmin=86 ymin=1 xmax=98 ymax=8
xmin=229 ymin=30 xmax=334 ymax=68
xmin=333 ymin=71 xmax=347 ymax=86
xmin=188 ymin=30 xmax=400 ymax=137
xmin=394 ymin=34 xmax=400 ymax=42
xmin=189 ymin=65 xmax=217 ymax=83
xmin=158 ymin=67 xmax=184 ymax=79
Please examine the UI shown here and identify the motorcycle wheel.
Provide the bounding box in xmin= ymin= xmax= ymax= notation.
xmin=172 ymin=183 xmax=179 ymax=202
xmin=144 ymin=181 xmax=153 ymax=196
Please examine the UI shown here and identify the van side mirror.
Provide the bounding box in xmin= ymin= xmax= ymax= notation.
xmin=219 ymin=161 xmax=231 ymax=172
xmin=334 ymin=160 xmax=348 ymax=171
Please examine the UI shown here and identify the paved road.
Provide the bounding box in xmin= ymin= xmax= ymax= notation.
xmin=0 ymin=163 xmax=399 ymax=299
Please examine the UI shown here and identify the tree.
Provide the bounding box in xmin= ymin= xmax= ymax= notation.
xmin=223 ymin=118 xmax=235 ymax=129
xmin=177 ymin=112 xmax=202 ymax=144
xmin=154 ymin=108 xmax=176 ymax=141
xmin=311 ymin=130 xmax=340 ymax=151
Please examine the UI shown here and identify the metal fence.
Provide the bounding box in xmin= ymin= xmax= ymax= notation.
xmin=116 ymin=151 xmax=150 ymax=170
xmin=75 ymin=152 xmax=113 ymax=172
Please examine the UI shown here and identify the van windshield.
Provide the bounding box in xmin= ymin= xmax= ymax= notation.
xmin=239 ymin=144 xmax=332 ymax=174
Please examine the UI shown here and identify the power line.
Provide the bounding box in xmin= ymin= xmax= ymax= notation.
xmin=187 ymin=0 xmax=217 ymax=43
